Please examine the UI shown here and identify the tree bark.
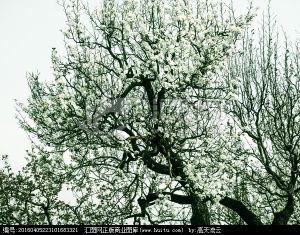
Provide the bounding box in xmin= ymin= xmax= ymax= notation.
xmin=219 ymin=196 xmax=263 ymax=225
xmin=190 ymin=194 xmax=210 ymax=225
xmin=272 ymin=195 xmax=294 ymax=225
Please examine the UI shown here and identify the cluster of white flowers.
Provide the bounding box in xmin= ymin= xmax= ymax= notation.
xmin=76 ymin=0 xmax=253 ymax=98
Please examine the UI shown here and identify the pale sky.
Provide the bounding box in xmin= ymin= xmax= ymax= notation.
xmin=0 ymin=0 xmax=300 ymax=171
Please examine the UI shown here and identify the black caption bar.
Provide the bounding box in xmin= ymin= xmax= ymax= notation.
xmin=0 ymin=225 xmax=299 ymax=235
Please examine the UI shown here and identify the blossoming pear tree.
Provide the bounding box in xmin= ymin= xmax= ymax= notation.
xmin=15 ymin=0 xmax=255 ymax=224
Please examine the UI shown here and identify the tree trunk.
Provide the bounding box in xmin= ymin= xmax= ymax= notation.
xmin=272 ymin=195 xmax=294 ymax=225
xmin=190 ymin=194 xmax=210 ymax=225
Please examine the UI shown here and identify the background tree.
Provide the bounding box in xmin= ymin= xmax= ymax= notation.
xmin=226 ymin=13 xmax=300 ymax=224
xmin=0 ymin=151 xmax=71 ymax=224
xmin=15 ymin=0 xmax=254 ymax=225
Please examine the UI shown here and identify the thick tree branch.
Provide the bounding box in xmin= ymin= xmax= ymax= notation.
xmin=219 ymin=196 xmax=263 ymax=225
xmin=156 ymin=87 xmax=165 ymax=120
xmin=145 ymin=192 xmax=192 ymax=205
xmin=142 ymin=149 xmax=169 ymax=175
xmin=141 ymin=77 xmax=155 ymax=115
xmin=122 ymin=127 xmax=140 ymax=152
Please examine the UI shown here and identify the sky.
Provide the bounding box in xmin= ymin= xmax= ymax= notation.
xmin=0 ymin=0 xmax=66 ymax=170
xmin=0 ymin=0 xmax=300 ymax=172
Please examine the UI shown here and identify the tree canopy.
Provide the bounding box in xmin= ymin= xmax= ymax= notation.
xmin=1 ymin=0 xmax=300 ymax=225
